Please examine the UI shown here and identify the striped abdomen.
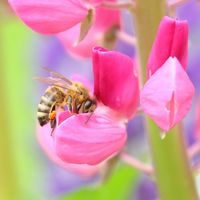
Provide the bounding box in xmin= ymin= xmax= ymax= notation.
xmin=37 ymin=87 xmax=65 ymax=126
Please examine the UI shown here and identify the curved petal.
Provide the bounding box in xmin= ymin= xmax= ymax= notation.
xmin=147 ymin=16 xmax=188 ymax=77
xmin=94 ymin=5 xmax=121 ymax=33
xmin=57 ymin=24 xmax=100 ymax=58
xmin=93 ymin=47 xmax=139 ymax=118
xmin=141 ymin=57 xmax=194 ymax=132
xmin=8 ymin=0 xmax=89 ymax=34
xmin=57 ymin=4 xmax=120 ymax=58
xmin=55 ymin=109 xmax=127 ymax=165
xmin=37 ymin=113 xmax=100 ymax=176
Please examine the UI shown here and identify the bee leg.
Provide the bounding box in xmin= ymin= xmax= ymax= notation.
xmin=49 ymin=109 xmax=57 ymax=136
xmin=66 ymin=95 xmax=73 ymax=113
xmin=72 ymin=99 xmax=78 ymax=114
xmin=50 ymin=118 xmax=57 ymax=136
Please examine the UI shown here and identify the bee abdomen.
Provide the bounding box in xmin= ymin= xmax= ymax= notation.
xmin=37 ymin=111 xmax=49 ymax=126
xmin=40 ymin=93 xmax=55 ymax=106
xmin=37 ymin=87 xmax=65 ymax=127
xmin=38 ymin=103 xmax=51 ymax=113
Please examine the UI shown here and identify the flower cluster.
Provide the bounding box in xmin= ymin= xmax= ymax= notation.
xmin=37 ymin=47 xmax=139 ymax=171
xmin=141 ymin=16 xmax=194 ymax=132
xmin=8 ymin=0 xmax=195 ymax=174
xmin=9 ymin=0 xmax=121 ymax=58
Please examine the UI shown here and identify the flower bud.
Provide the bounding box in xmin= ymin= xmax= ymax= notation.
xmin=147 ymin=16 xmax=188 ymax=78
xmin=141 ymin=57 xmax=194 ymax=132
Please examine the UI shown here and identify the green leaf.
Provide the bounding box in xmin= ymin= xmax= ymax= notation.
xmin=75 ymin=9 xmax=94 ymax=45
xmin=61 ymin=163 xmax=139 ymax=200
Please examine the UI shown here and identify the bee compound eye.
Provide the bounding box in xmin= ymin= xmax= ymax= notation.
xmin=84 ymin=100 xmax=92 ymax=111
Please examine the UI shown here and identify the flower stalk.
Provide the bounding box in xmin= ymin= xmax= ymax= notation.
xmin=133 ymin=0 xmax=198 ymax=199
xmin=116 ymin=30 xmax=137 ymax=46
xmin=100 ymin=1 xmax=135 ymax=11
xmin=0 ymin=20 xmax=22 ymax=200
xmin=121 ymin=153 xmax=154 ymax=176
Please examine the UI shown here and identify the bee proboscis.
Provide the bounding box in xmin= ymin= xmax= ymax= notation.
xmin=36 ymin=68 xmax=97 ymax=135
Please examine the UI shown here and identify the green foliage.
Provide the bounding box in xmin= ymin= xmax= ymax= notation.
xmin=62 ymin=164 xmax=139 ymax=200
xmin=1 ymin=19 xmax=46 ymax=200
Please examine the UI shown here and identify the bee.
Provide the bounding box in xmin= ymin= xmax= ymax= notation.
xmin=36 ymin=68 xmax=97 ymax=134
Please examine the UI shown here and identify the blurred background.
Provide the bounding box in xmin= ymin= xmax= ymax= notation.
xmin=0 ymin=0 xmax=200 ymax=200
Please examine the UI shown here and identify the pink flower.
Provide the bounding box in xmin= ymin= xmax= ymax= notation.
xmin=147 ymin=16 xmax=188 ymax=78
xmin=57 ymin=6 xmax=121 ymax=58
xmin=93 ymin=47 xmax=139 ymax=119
xmin=141 ymin=57 xmax=194 ymax=132
xmin=8 ymin=0 xmax=89 ymax=34
xmin=9 ymin=0 xmax=121 ymax=58
xmin=55 ymin=108 xmax=127 ymax=165
xmin=37 ymin=116 xmax=100 ymax=176
xmin=38 ymin=47 xmax=139 ymax=166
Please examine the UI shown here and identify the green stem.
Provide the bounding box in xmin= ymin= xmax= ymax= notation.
xmin=0 ymin=20 xmax=22 ymax=200
xmin=133 ymin=1 xmax=198 ymax=199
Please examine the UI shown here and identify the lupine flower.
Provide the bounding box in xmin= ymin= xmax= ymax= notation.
xmin=147 ymin=16 xmax=188 ymax=78
xmin=57 ymin=6 xmax=121 ymax=58
xmin=38 ymin=47 xmax=139 ymax=166
xmin=93 ymin=47 xmax=139 ymax=119
xmin=8 ymin=0 xmax=90 ymax=34
xmin=37 ymin=116 xmax=100 ymax=176
xmin=8 ymin=0 xmax=121 ymax=54
xmin=141 ymin=57 xmax=194 ymax=132
xmin=8 ymin=0 xmax=121 ymax=59
xmin=140 ymin=16 xmax=193 ymax=132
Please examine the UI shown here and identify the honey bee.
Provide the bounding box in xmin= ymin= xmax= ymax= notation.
xmin=36 ymin=68 xmax=97 ymax=134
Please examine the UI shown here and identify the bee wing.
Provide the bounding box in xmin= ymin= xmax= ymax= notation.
xmin=42 ymin=67 xmax=72 ymax=85
xmin=34 ymin=77 xmax=70 ymax=90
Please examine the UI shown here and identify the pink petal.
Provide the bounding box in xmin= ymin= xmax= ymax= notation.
xmin=147 ymin=16 xmax=188 ymax=77
xmin=37 ymin=113 xmax=100 ymax=176
xmin=81 ymin=0 xmax=103 ymax=6
xmin=94 ymin=4 xmax=121 ymax=33
xmin=8 ymin=0 xmax=89 ymax=34
xmin=141 ymin=57 xmax=195 ymax=132
xmin=82 ymin=0 xmax=117 ymax=7
xmin=93 ymin=47 xmax=139 ymax=118
xmin=57 ymin=4 xmax=120 ymax=58
xmin=57 ymin=24 xmax=99 ymax=58
xmin=55 ymin=109 xmax=127 ymax=165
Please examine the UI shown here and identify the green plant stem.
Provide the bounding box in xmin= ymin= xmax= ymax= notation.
xmin=133 ymin=0 xmax=198 ymax=199
xmin=0 ymin=21 xmax=22 ymax=200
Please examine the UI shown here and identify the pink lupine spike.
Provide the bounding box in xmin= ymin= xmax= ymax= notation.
xmin=92 ymin=47 xmax=139 ymax=118
xmin=8 ymin=0 xmax=89 ymax=34
xmin=147 ymin=16 xmax=188 ymax=78
xmin=141 ymin=57 xmax=194 ymax=132
xmin=55 ymin=109 xmax=127 ymax=165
